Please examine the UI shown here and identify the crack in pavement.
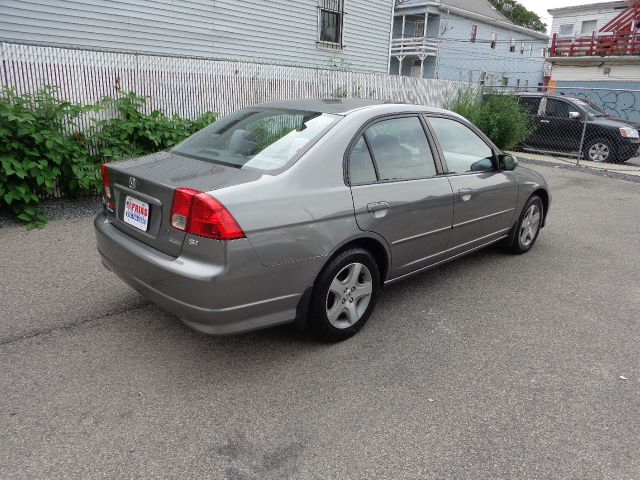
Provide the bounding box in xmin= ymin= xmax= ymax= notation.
xmin=0 ymin=301 xmax=152 ymax=347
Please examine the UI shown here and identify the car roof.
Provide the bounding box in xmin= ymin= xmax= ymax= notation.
xmin=254 ymin=98 xmax=453 ymax=116
xmin=517 ymin=92 xmax=583 ymax=102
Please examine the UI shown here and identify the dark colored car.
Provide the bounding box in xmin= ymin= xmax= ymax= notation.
xmin=517 ymin=93 xmax=640 ymax=163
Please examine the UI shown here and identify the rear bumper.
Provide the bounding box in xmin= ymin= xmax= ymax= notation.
xmin=94 ymin=214 xmax=303 ymax=335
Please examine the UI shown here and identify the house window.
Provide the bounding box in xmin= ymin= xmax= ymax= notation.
xmin=520 ymin=42 xmax=525 ymax=54
xmin=559 ymin=24 xmax=574 ymax=37
xmin=502 ymin=76 xmax=509 ymax=86
xmin=318 ymin=0 xmax=344 ymax=48
xmin=471 ymin=24 xmax=478 ymax=43
xmin=491 ymin=32 xmax=497 ymax=49
xmin=479 ymin=71 xmax=486 ymax=85
xmin=509 ymin=37 xmax=516 ymax=52
xmin=541 ymin=48 xmax=547 ymax=57
xmin=525 ymin=80 xmax=529 ymax=90
xmin=516 ymin=79 xmax=521 ymax=87
xmin=529 ymin=45 xmax=533 ymax=55
xmin=414 ymin=20 xmax=425 ymax=37
xmin=581 ymin=20 xmax=597 ymax=35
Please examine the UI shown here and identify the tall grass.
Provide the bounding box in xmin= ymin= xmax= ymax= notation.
xmin=445 ymin=86 xmax=535 ymax=151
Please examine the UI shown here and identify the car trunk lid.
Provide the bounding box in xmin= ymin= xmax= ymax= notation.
xmin=104 ymin=151 xmax=263 ymax=257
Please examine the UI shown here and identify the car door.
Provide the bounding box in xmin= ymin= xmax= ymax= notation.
xmin=347 ymin=115 xmax=454 ymax=279
xmin=426 ymin=115 xmax=519 ymax=257
xmin=538 ymin=98 xmax=583 ymax=152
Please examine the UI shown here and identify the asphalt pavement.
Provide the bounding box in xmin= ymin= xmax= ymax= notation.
xmin=1 ymin=164 xmax=639 ymax=479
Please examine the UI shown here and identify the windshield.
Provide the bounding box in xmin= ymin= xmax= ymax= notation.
xmin=572 ymin=98 xmax=608 ymax=117
xmin=172 ymin=108 xmax=340 ymax=173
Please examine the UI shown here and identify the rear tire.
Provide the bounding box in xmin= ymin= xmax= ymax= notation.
xmin=510 ymin=195 xmax=543 ymax=254
xmin=309 ymin=248 xmax=380 ymax=342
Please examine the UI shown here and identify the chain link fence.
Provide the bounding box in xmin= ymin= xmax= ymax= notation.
xmin=484 ymin=85 xmax=640 ymax=168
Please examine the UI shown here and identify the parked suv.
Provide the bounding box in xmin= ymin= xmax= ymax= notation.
xmin=516 ymin=93 xmax=640 ymax=163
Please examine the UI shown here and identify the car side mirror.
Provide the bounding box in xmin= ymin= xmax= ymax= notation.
xmin=499 ymin=154 xmax=518 ymax=171
xmin=569 ymin=111 xmax=581 ymax=120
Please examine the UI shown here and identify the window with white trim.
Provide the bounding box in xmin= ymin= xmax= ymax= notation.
xmin=520 ymin=42 xmax=525 ymax=54
xmin=559 ymin=24 xmax=574 ymax=37
xmin=491 ymin=32 xmax=498 ymax=49
xmin=318 ymin=0 xmax=344 ymax=49
xmin=509 ymin=37 xmax=516 ymax=53
xmin=471 ymin=24 xmax=478 ymax=43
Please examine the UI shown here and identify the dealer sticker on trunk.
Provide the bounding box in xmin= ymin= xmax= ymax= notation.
xmin=123 ymin=196 xmax=150 ymax=232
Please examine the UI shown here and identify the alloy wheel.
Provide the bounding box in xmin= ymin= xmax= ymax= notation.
xmin=588 ymin=143 xmax=610 ymax=162
xmin=519 ymin=204 xmax=541 ymax=248
xmin=325 ymin=263 xmax=373 ymax=330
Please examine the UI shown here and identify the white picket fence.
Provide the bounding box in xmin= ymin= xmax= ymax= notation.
xmin=1 ymin=41 xmax=467 ymax=119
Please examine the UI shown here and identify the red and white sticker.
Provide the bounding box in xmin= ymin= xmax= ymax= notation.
xmin=123 ymin=196 xmax=150 ymax=232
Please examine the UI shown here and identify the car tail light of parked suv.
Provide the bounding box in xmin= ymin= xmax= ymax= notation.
xmin=170 ymin=187 xmax=245 ymax=240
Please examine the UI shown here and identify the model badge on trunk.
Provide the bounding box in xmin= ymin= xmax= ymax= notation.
xmin=129 ymin=177 xmax=137 ymax=189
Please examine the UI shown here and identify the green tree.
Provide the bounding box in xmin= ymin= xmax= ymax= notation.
xmin=488 ymin=0 xmax=547 ymax=33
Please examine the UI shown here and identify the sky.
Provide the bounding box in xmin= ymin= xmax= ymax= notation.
xmin=519 ymin=0 xmax=611 ymax=32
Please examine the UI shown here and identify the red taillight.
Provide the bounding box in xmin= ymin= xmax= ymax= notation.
xmin=170 ymin=188 xmax=200 ymax=231
xmin=170 ymin=188 xmax=245 ymax=240
xmin=101 ymin=164 xmax=114 ymax=210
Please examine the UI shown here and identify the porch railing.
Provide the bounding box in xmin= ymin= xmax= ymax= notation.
xmin=390 ymin=36 xmax=439 ymax=56
xmin=550 ymin=31 xmax=640 ymax=57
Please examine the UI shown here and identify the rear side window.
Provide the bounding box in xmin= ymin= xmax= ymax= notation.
xmin=362 ymin=117 xmax=437 ymax=182
xmin=428 ymin=117 xmax=494 ymax=174
xmin=349 ymin=137 xmax=377 ymax=185
xmin=519 ymin=97 xmax=541 ymax=116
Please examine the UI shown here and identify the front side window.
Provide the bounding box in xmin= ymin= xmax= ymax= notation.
xmin=429 ymin=117 xmax=495 ymax=174
xmin=357 ymin=117 xmax=437 ymax=182
xmin=519 ymin=96 xmax=541 ymax=116
xmin=173 ymin=109 xmax=339 ymax=173
xmin=318 ymin=0 xmax=344 ymax=47
xmin=546 ymin=99 xmax=571 ymax=118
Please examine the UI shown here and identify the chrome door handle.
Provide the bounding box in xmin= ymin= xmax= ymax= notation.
xmin=367 ymin=202 xmax=390 ymax=213
xmin=458 ymin=189 xmax=473 ymax=202
xmin=540 ymin=120 xmax=550 ymax=123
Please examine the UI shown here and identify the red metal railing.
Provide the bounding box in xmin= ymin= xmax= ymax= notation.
xmin=550 ymin=31 xmax=640 ymax=57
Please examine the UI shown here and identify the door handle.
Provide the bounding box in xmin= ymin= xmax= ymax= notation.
xmin=540 ymin=119 xmax=550 ymax=124
xmin=367 ymin=202 xmax=390 ymax=217
xmin=458 ymin=188 xmax=474 ymax=202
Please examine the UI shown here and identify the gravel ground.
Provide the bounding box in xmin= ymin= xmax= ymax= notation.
xmin=0 ymin=196 xmax=102 ymax=229
xmin=1 ymin=163 xmax=639 ymax=479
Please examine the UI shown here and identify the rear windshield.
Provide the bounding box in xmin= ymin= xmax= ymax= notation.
xmin=172 ymin=108 xmax=340 ymax=173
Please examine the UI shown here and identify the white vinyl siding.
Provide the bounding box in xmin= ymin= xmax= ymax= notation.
xmin=0 ymin=0 xmax=393 ymax=72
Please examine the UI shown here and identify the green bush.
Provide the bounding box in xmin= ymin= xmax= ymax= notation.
xmin=0 ymin=87 xmax=98 ymax=227
xmin=445 ymin=86 xmax=535 ymax=151
xmin=92 ymin=92 xmax=218 ymax=163
xmin=0 ymin=88 xmax=217 ymax=227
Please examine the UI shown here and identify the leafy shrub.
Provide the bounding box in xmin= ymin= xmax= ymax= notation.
xmin=92 ymin=92 xmax=218 ymax=163
xmin=0 ymin=88 xmax=217 ymax=227
xmin=0 ymin=87 xmax=97 ymax=227
xmin=445 ymin=86 xmax=535 ymax=151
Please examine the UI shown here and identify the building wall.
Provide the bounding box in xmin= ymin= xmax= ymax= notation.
xmin=435 ymin=12 xmax=546 ymax=87
xmin=551 ymin=63 xmax=640 ymax=82
xmin=549 ymin=2 xmax=630 ymax=38
xmin=0 ymin=0 xmax=394 ymax=72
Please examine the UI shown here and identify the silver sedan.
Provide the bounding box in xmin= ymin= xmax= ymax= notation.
xmin=95 ymin=99 xmax=550 ymax=341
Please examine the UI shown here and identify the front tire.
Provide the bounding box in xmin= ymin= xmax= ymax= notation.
xmin=584 ymin=138 xmax=616 ymax=163
xmin=510 ymin=196 xmax=543 ymax=254
xmin=309 ymin=248 xmax=380 ymax=342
